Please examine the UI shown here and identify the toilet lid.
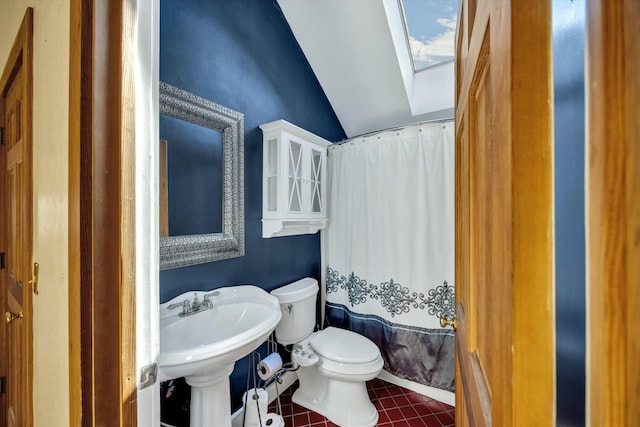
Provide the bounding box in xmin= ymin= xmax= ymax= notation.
xmin=310 ymin=327 xmax=380 ymax=363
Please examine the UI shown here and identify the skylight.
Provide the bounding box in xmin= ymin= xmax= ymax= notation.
xmin=399 ymin=0 xmax=459 ymax=72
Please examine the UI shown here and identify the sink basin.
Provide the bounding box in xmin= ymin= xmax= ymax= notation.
xmin=159 ymin=285 xmax=282 ymax=380
xmin=158 ymin=285 xmax=282 ymax=427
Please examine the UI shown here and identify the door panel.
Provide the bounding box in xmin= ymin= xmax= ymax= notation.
xmin=1 ymin=8 xmax=33 ymax=427
xmin=586 ymin=1 xmax=640 ymax=424
xmin=5 ymin=63 xmax=28 ymax=427
xmin=454 ymin=1 xmax=554 ymax=425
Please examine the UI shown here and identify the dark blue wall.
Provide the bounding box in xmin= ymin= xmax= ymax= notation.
xmin=552 ymin=2 xmax=586 ymax=425
xmin=159 ymin=0 xmax=345 ymax=301
xmin=159 ymin=0 xmax=345 ymax=416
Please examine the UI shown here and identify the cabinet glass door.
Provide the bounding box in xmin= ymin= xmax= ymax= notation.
xmin=266 ymin=138 xmax=278 ymax=212
xmin=288 ymin=140 xmax=303 ymax=213
xmin=310 ymin=147 xmax=324 ymax=214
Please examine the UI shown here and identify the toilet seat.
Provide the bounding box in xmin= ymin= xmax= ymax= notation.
xmin=318 ymin=352 xmax=384 ymax=377
xmin=309 ymin=327 xmax=384 ymax=377
xmin=311 ymin=327 xmax=380 ymax=363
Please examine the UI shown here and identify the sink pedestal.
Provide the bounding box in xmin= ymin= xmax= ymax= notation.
xmin=185 ymin=364 xmax=235 ymax=427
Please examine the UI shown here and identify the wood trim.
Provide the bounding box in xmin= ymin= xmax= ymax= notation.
xmin=92 ymin=0 xmax=124 ymax=416
xmin=0 ymin=95 xmax=5 ymax=427
xmin=455 ymin=305 xmax=490 ymax=427
xmin=159 ymin=139 xmax=168 ymax=237
xmin=69 ymin=0 xmax=137 ymax=425
xmin=624 ymin=3 xmax=640 ymax=422
xmin=120 ymin=0 xmax=138 ymax=421
xmin=69 ymin=0 xmax=93 ymax=423
xmin=586 ymin=1 xmax=640 ymax=425
xmin=509 ymin=2 xmax=555 ymax=425
xmin=454 ymin=0 xmax=464 ymax=104
xmin=455 ymin=356 xmax=468 ymax=427
xmin=454 ymin=3 xmax=489 ymax=134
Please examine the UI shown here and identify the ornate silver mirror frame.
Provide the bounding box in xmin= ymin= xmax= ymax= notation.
xmin=159 ymin=82 xmax=244 ymax=269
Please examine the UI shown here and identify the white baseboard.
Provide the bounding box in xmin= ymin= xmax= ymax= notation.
xmin=377 ymin=370 xmax=455 ymax=407
xmin=230 ymin=371 xmax=298 ymax=427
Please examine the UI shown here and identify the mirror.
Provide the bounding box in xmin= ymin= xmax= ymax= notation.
xmin=160 ymin=115 xmax=223 ymax=235
xmin=159 ymin=82 xmax=244 ymax=269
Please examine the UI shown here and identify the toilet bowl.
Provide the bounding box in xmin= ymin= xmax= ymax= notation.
xmin=271 ymin=278 xmax=383 ymax=427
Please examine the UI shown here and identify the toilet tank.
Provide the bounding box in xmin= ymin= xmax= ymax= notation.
xmin=270 ymin=278 xmax=319 ymax=345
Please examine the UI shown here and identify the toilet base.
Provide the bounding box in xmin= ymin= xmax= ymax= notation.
xmin=292 ymin=379 xmax=379 ymax=427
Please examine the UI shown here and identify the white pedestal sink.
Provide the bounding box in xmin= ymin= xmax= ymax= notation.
xmin=158 ymin=285 xmax=282 ymax=427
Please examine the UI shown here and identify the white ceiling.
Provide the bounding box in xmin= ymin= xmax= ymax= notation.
xmin=277 ymin=0 xmax=455 ymax=138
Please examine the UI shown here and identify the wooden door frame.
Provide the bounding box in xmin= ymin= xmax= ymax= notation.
xmin=0 ymin=8 xmax=34 ymax=427
xmin=68 ymin=0 xmax=137 ymax=425
xmin=586 ymin=0 xmax=640 ymax=425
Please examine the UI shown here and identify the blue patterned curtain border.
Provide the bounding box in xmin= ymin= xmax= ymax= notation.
xmin=325 ymin=303 xmax=455 ymax=392
xmin=326 ymin=266 xmax=455 ymax=320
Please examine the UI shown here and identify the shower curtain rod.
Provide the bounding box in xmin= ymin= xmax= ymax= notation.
xmin=333 ymin=117 xmax=454 ymax=145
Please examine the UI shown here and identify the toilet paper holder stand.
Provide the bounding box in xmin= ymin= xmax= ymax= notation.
xmin=241 ymin=338 xmax=296 ymax=427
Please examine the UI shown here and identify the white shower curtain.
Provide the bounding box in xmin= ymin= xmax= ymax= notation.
xmin=324 ymin=121 xmax=455 ymax=391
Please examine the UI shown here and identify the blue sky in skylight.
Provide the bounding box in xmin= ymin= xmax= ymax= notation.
xmin=401 ymin=0 xmax=459 ymax=71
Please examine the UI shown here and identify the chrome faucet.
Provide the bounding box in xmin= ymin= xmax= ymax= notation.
xmin=167 ymin=291 xmax=220 ymax=317
xmin=191 ymin=294 xmax=203 ymax=310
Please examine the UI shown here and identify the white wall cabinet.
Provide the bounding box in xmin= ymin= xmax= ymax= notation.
xmin=259 ymin=120 xmax=330 ymax=238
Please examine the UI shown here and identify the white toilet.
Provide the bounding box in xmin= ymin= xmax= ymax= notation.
xmin=271 ymin=278 xmax=384 ymax=427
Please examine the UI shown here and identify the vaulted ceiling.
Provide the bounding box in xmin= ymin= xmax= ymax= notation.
xmin=277 ymin=0 xmax=455 ymax=138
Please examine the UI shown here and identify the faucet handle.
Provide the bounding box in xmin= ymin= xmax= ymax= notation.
xmin=167 ymin=299 xmax=191 ymax=315
xmin=204 ymin=291 xmax=220 ymax=301
xmin=203 ymin=291 xmax=219 ymax=308
xmin=167 ymin=300 xmax=184 ymax=310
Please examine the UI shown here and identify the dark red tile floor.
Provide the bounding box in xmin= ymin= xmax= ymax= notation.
xmin=267 ymin=378 xmax=455 ymax=427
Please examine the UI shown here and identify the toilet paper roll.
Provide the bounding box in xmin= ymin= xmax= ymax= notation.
xmin=242 ymin=388 xmax=268 ymax=426
xmin=257 ymin=352 xmax=283 ymax=380
xmin=261 ymin=413 xmax=284 ymax=427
